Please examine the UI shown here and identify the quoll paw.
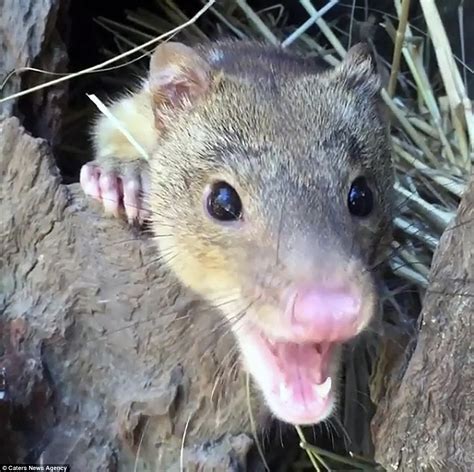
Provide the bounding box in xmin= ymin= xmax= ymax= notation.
xmin=80 ymin=161 xmax=150 ymax=225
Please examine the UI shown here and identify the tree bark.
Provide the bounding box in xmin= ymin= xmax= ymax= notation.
xmin=372 ymin=178 xmax=474 ymax=471
xmin=0 ymin=118 xmax=265 ymax=471
xmin=0 ymin=0 xmax=69 ymax=147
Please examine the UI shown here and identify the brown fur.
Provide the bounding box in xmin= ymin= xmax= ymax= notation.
xmin=146 ymin=40 xmax=392 ymax=319
xmin=91 ymin=39 xmax=394 ymax=427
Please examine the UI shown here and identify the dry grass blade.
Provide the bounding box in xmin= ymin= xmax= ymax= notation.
xmin=420 ymin=0 xmax=474 ymax=163
xmin=235 ymin=0 xmax=279 ymax=45
xmin=87 ymin=94 xmax=150 ymax=160
xmin=0 ymin=0 xmax=216 ymax=104
xmin=281 ymin=0 xmax=340 ymax=48
xmin=179 ymin=413 xmax=193 ymax=472
xmin=387 ymin=0 xmax=411 ymax=96
xmin=299 ymin=0 xmax=346 ymax=57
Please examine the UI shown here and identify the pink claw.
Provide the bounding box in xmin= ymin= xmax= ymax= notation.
xmin=99 ymin=171 xmax=123 ymax=217
xmin=123 ymin=176 xmax=142 ymax=223
xmin=80 ymin=162 xmax=148 ymax=224
xmin=80 ymin=163 xmax=101 ymax=200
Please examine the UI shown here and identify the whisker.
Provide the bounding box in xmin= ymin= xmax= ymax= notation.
xmin=246 ymin=372 xmax=270 ymax=472
xmin=332 ymin=415 xmax=352 ymax=451
xmin=275 ymin=192 xmax=286 ymax=266
xmin=210 ymin=344 xmax=239 ymax=402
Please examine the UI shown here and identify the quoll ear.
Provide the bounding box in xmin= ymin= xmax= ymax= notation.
xmin=332 ymin=42 xmax=381 ymax=97
xmin=148 ymin=42 xmax=212 ymax=123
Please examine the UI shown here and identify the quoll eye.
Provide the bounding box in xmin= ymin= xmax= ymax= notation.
xmin=206 ymin=181 xmax=243 ymax=221
xmin=347 ymin=176 xmax=374 ymax=217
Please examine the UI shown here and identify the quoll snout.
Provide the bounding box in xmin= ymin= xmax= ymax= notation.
xmin=287 ymin=284 xmax=364 ymax=343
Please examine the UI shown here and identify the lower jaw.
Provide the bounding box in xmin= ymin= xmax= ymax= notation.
xmin=268 ymin=398 xmax=335 ymax=425
xmin=236 ymin=322 xmax=340 ymax=426
xmin=264 ymin=380 xmax=335 ymax=425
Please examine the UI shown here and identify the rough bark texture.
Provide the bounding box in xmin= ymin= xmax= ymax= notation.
xmin=372 ymin=178 xmax=474 ymax=472
xmin=0 ymin=118 xmax=273 ymax=471
xmin=0 ymin=0 xmax=69 ymax=147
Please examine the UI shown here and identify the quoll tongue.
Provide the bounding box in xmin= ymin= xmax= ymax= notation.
xmin=240 ymin=324 xmax=337 ymax=424
xmin=275 ymin=342 xmax=333 ymax=404
xmin=275 ymin=341 xmax=330 ymax=380
xmin=280 ymin=376 xmax=332 ymax=402
xmin=280 ymin=372 xmax=333 ymax=402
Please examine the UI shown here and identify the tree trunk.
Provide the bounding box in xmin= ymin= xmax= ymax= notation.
xmin=372 ymin=178 xmax=474 ymax=471
xmin=0 ymin=118 xmax=265 ymax=471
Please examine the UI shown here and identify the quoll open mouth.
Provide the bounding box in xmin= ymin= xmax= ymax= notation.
xmin=238 ymin=323 xmax=338 ymax=425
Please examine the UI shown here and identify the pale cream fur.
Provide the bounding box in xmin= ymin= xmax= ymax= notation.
xmin=92 ymin=82 xmax=156 ymax=162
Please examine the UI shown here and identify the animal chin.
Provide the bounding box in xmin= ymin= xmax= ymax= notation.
xmin=237 ymin=322 xmax=338 ymax=425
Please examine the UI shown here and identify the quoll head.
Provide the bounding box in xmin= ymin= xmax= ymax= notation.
xmin=145 ymin=41 xmax=393 ymax=425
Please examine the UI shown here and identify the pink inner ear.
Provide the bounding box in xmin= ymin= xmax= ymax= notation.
xmin=149 ymin=42 xmax=211 ymax=109
xmin=160 ymin=73 xmax=209 ymax=107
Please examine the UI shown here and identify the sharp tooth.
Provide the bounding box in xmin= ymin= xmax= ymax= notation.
xmin=279 ymin=382 xmax=291 ymax=402
xmin=313 ymin=377 xmax=332 ymax=399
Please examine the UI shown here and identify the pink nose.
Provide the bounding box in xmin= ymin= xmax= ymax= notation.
xmin=291 ymin=286 xmax=362 ymax=342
